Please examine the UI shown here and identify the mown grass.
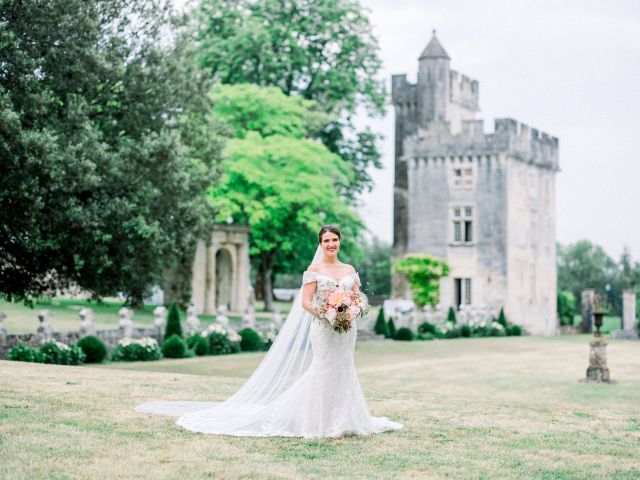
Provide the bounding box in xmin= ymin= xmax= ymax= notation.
xmin=1 ymin=336 xmax=639 ymax=479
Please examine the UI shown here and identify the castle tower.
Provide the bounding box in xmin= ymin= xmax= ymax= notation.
xmin=392 ymin=34 xmax=559 ymax=335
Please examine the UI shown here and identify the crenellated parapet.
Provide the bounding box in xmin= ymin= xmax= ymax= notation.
xmin=404 ymin=118 xmax=559 ymax=171
xmin=449 ymin=70 xmax=479 ymax=110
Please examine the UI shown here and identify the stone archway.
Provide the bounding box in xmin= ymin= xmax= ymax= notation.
xmin=215 ymin=248 xmax=233 ymax=310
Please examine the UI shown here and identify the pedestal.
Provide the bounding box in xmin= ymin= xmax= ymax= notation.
xmin=584 ymin=336 xmax=611 ymax=383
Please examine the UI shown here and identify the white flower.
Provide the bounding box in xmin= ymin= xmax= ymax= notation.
xmin=325 ymin=308 xmax=337 ymax=321
xmin=227 ymin=329 xmax=241 ymax=342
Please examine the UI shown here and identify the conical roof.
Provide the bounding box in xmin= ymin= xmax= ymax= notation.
xmin=419 ymin=30 xmax=450 ymax=60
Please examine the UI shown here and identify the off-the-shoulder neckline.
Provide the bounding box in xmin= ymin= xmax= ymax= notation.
xmin=305 ymin=271 xmax=358 ymax=284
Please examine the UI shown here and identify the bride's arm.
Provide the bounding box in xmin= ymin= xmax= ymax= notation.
xmin=302 ymin=281 xmax=319 ymax=317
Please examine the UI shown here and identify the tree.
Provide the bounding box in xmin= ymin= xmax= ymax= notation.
xmin=497 ymin=308 xmax=507 ymax=328
xmin=0 ymin=0 xmax=221 ymax=306
xmin=374 ymin=308 xmax=389 ymax=336
xmin=165 ymin=302 xmax=183 ymax=339
xmin=557 ymin=291 xmax=576 ymax=326
xmin=207 ymin=84 xmax=364 ymax=310
xmin=447 ymin=307 xmax=457 ymax=324
xmin=193 ymin=0 xmax=386 ymax=198
xmin=351 ymin=236 xmax=392 ymax=297
xmin=386 ymin=318 xmax=396 ymax=339
xmin=394 ymin=254 xmax=450 ymax=307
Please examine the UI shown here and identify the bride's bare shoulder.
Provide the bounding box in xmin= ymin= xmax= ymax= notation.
xmin=306 ymin=264 xmax=320 ymax=273
xmin=343 ymin=263 xmax=357 ymax=274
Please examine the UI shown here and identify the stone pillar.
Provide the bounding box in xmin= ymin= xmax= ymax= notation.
xmin=118 ymin=307 xmax=133 ymax=338
xmin=623 ymin=290 xmax=637 ymax=333
xmin=79 ymin=308 xmax=96 ymax=337
xmin=186 ymin=305 xmax=201 ymax=336
xmin=0 ymin=312 xmax=6 ymax=345
xmin=37 ymin=310 xmax=53 ymax=343
xmin=585 ymin=336 xmax=611 ymax=383
xmin=581 ymin=289 xmax=594 ymax=333
xmin=153 ymin=306 xmax=167 ymax=340
xmin=614 ymin=290 xmax=638 ymax=339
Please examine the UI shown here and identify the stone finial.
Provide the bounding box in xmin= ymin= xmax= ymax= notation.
xmin=242 ymin=306 xmax=256 ymax=329
xmin=0 ymin=311 xmax=6 ymax=344
xmin=216 ymin=304 xmax=229 ymax=326
xmin=153 ymin=306 xmax=167 ymax=331
xmin=37 ymin=309 xmax=53 ymax=342
xmin=118 ymin=307 xmax=133 ymax=338
xmin=272 ymin=306 xmax=283 ymax=327
xmin=186 ymin=305 xmax=201 ymax=335
xmin=79 ymin=307 xmax=96 ymax=337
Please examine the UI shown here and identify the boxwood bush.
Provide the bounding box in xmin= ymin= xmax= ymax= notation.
xmin=394 ymin=327 xmax=415 ymax=341
xmin=186 ymin=334 xmax=209 ymax=356
xmin=111 ymin=337 xmax=161 ymax=361
xmin=8 ymin=343 xmax=44 ymax=363
xmin=239 ymin=328 xmax=263 ymax=351
xmin=40 ymin=341 xmax=85 ymax=365
xmin=162 ymin=335 xmax=187 ymax=358
xmin=77 ymin=335 xmax=107 ymax=363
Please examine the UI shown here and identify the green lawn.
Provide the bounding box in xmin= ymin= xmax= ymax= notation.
xmin=1 ymin=336 xmax=639 ymax=479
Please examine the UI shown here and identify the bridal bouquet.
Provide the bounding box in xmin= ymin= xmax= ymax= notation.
xmin=311 ymin=288 xmax=369 ymax=333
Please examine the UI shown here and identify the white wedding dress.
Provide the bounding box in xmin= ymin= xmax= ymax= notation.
xmin=136 ymin=249 xmax=402 ymax=438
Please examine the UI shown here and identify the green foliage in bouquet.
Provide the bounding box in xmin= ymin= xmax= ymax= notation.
xmin=394 ymin=327 xmax=415 ymax=341
xmin=165 ymin=302 xmax=183 ymax=339
xmin=162 ymin=335 xmax=187 ymax=358
xmin=8 ymin=343 xmax=44 ymax=363
xmin=394 ymin=254 xmax=449 ymax=307
xmin=186 ymin=334 xmax=209 ymax=356
xmin=77 ymin=336 xmax=108 ymax=363
xmin=239 ymin=328 xmax=263 ymax=352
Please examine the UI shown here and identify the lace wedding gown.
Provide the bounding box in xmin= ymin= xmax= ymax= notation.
xmin=136 ymin=269 xmax=402 ymax=438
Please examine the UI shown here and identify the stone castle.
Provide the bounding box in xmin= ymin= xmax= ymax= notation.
xmin=391 ymin=32 xmax=559 ymax=334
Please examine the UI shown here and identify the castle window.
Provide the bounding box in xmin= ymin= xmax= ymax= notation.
xmin=452 ymin=206 xmax=473 ymax=244
xmin=452 ymin=166 xmax=474 ymax=189
xmin=454 ymin=278 xmax=472 ymax=309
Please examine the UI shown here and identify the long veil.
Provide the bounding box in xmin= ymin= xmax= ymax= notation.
xmin=135 ymin=245 xmax=325 ymax=425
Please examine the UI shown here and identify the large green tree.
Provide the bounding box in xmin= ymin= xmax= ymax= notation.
xmin=193 ymin=0 xmax=386 ymax=199
xmin=0 ymin=0 xmax=221 ymax=306
xmin=207 ymin=84 xmax=364 ymax=310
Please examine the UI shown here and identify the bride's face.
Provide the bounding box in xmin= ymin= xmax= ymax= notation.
xmin=320 ymin=232 xmax=340 ymax=258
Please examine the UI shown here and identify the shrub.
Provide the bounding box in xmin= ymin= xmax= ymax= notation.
xmin=444 ymin=327 xmax=461 ymax=339
xmin=557 ymin=291 xmax=576 ymax=326
xmin=186 ymin=334 xmax=209 ymax=356
xmin=394 ymin=327 xmax=414 ymax=341
xmin=77 ymin=336 xmax=107 ymax=363
xmin=497 ymin=308 xmax=507 ymax=328
xmin=239 ymin=328 xmax=263 ymax=352
xmin=416 ymin=332 xmax=435 ymax=341
xmin=165 ymin=301 xmax=183 ymax=339
xmin=263 ymin=324 xmax=279 ymax=350
xmin=111 ymin=337 xmax=161 ymax=361
xmin=447 ymin=307 xmax=457 ymax=324
xmin=374 ymin=308 xmax=389 ymax=336
xmin=8 ymin=343 xmax=44 ymax=363
xmin=207 ymin=332 xmax=240 ymax=355
xmin=40 ymin=341 xmax=85 ymax=365
xmin=162 ymin=335 xmax=187 ymax=358
xmin=418 ymin=322 xmax=437 ymax=335
xmin=460 ymin=324 xmax=471 ymax=337
xmin=387 ymin=318 xmax=396 ymax=338
xmin=508 ymin=325 xmax=522 ymax=336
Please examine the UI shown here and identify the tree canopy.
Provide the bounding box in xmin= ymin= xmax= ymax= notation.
xmin=194 ymin=0 xmax=386 ymax=199
xmin=207 ymin=84 xmax=364 ymax=310
xmin=0 ymin=0 xmax=221 ymax=306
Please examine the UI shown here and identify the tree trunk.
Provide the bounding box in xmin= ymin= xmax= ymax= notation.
xmin=129 ymin=289 xmax=145 ymax=310
xmin=261 ymin=251 xmax=275 ymax=312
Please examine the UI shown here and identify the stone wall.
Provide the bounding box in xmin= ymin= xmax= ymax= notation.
xmin=0 ymin=327 xmax=162 ymax=360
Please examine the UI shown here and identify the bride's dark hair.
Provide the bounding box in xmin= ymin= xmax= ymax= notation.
xmin=318 ymin=224 xmax=341 ymax=243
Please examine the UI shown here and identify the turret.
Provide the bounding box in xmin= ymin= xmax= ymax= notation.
xmin=417 ymin=30 xmax=450 ymax=126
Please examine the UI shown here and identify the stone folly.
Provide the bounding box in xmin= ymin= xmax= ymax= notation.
xmin=164 ymin=224 xmax=251 ymax=315
xmin=392 ymin=32 xmax=559 ymax=335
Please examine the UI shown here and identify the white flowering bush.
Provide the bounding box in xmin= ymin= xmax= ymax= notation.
xmin=201 ymin=323 xmax=241 ymax=356
xmin=263 ymin=324 xmax=279 ymax=349
xmin=111 ymin=337 xmax=161 ymax=361
xmin=40 ymin=341 xmax=85 ymax=365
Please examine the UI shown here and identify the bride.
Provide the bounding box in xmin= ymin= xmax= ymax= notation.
xmin=136 ymin=225 xmax=403 ymax=438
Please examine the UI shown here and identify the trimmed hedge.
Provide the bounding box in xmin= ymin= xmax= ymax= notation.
xmin=239 ymin=328 xmax=263 ymax=352
xmin=162 ymin=335 xmax=187 ymax=358
xmin=394 ymin=327 xmax=415 ymax=341
xmin=77 ymin=335 xmax=107 ymax=363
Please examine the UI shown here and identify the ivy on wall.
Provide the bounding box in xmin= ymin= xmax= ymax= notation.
xmin=394 ymin=254 xmax=450 ymax=307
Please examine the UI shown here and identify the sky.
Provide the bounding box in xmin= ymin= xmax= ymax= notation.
xmin=355 ymin=0 xmax=640 ymax=260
